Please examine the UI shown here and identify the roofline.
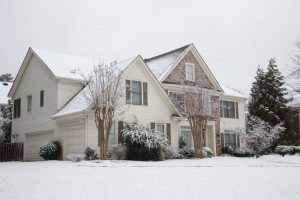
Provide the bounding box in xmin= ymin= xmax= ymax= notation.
xmin=8 ymin=47 xmax=56 ymax=98
xmin=51 ymin=110 xmax=85 ymax=119
xmin=144 ymin=44 xmax=191 ymax=62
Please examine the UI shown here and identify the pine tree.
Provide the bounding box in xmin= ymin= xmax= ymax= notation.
xmin=248 ymin=58 xmax=297 ymax=144
xmin=0 ymin=73 xmax=13 ymax=82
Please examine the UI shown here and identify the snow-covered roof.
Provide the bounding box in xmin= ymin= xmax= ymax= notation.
xmin=285 ymin=68 xmax=300 ymax=108
xmin=221 ymin=85 xmax=247 ymax=99
xmin=52 ymin=57 xmax=137 ymax=118
xmin=0 ymin=82 xmax=12 ymax=105
xmin=32 ymin=48 xmax=97 ymax=80
xmin=52 ymin=87 xmax=90 ymax=118
xmin=144 ymin=45 xmax=189 ymax=81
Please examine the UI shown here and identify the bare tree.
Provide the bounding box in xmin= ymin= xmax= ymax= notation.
xmin=78 ymin=62 xmax=124 ymax=160
xmin=181 ymin=84 xmax=212 ymax=158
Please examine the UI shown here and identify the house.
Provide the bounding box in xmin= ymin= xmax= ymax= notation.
xmin=9 ymin=44 xmax=246 ymax=160
xmin=0 ymin=81 xmax=12 ymax=137
xmin=285 ymin=68 xmax=300 ymax=140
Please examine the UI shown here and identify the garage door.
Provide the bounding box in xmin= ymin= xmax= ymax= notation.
xmin=65 ymin=126 xmax=85 ymax=155
xmin=26 ymin=132 xmax=54 ymax=161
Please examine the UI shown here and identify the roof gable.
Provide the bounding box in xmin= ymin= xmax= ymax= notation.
xmin=52 ymin=56 xmax=181 ymax=118
xmin=145 ymin=44 xmax=223 ymax=92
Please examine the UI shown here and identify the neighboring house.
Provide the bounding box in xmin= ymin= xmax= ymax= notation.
xmin=285 ymin=68 xmax=300 ymax=139
xmin=0 ymin=81 xmax=12 ymax=136
xmin=9 ymin=44 xmax=246 ymax=160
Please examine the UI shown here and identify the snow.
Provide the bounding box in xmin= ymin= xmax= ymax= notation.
xmin=0 ymin=81 xmax=12 ymax=104
xmin=1 ymin=155 xmax=300 ymax=200
xmin=221 ymin=85 xmax=247 ymax=98
xmin=145 ymin=45 xmax=188 ymax=81
xmin=52 ymin=57 xmax=137 ymax=118
xmin=32 ymin=48 xmax=136 ymax=81
xmin=32 ymin=48 xmax=97 ymax=80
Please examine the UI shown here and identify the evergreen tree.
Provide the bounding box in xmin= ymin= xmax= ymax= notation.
xmin=249 ymin=58 xmax=297 ymax=144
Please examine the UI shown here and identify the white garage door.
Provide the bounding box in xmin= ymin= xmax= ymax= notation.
xmin=65 ymin=126 xmax=85 ymax=155
xmin=26 ymin=132 xmax=54 ymax=161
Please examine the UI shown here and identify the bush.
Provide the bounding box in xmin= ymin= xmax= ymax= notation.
xmin=84 ymin=147 xmax=97 ymax=160
xmin=293 ymin=146 xmax=300 ymax=154
xmin=39 ymin=140 xmax=62 ymax=160
xmin=110 ymin=144 xmax=127 ymax=160
xmin=202 ymin=147 xmax=213 ymax=158
xmin=122 ymin=125 xmax=168 ymax=161
xmin=233 ymin=148 xmax=254 ymax=157
xmin=179 ymin=137 xmax=187 ymax=149
xmin=178 ymin=146 xmax=194 ymax=159
xmin=221 ymin=145 xmax=234 ymax=155
xmin=275 ymin=145 xmax=295 ymax=156
xmin=66 ymin=153 xmax=84 ymax=162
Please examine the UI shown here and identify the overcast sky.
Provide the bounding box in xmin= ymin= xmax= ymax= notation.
xmin=0 ymin=0 xmax=300 ymax=95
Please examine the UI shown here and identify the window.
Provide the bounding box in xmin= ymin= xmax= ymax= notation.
xmin=220 ymin=100 xmax=238 ymax=119
xmin=27 ymin=95 xmax=32 ymax=112
xmin=126 ymin=80 xmax=148 ymax=105
xmin=156 ymin=123 xmax=165 ymax=135
xmin=224 ymin=132 xmax=237 ymax=149
xmin=186 ymin=63 xmax=194 ymax=81
xmin=108 ymin=122 xmax=116 ymax=145
xmin=13 ymin=98 xmax=21 ymax=118
xmin=181 ymin=126 xmax=192 ymax=147
xmin=132 ymin=81 xmax=142 ymax=105
xmin=40 ymin=90 xmax=44 ymax=107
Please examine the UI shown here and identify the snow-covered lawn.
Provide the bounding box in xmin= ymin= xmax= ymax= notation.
xmin=1 ymin=155 xmax=300 ymax=200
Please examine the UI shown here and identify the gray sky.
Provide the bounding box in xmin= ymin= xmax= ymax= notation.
xmin=1 ymin=0 xmax=300 ymax=95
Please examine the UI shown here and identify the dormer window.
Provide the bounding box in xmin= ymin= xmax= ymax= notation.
xmin=186 ymin=63 xmax=195 ymax=81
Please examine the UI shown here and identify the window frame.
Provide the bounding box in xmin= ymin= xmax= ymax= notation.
xmin=13 ymin=98 xmax=21 ymax=118
xmin=131 ymin=80 xmax=142 ymax=105
xmin=185 ymin=63 xmax=195 ymax=81
xmin=224 ymin=132 xmax=237 ymax=149
xmin=155 ymin=123 xmax=165 ymax=135
xmin=26 ymin=94 xmax=32 ymax=113
xmin=220 ymin=100 xmax=238 ymax=119
xmin=180 ymin=126 xmax=192 ymax=147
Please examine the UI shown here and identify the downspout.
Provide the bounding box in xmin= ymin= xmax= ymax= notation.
xmin=82 ymin=112 xmax=89 ymax=149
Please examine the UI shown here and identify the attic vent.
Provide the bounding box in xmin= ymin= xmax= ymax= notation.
xmin=2 ymin=82 xmax=8 ymax=86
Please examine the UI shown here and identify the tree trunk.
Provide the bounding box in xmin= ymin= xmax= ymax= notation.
xmin=190 ymin=116 xmax=207 ymax=158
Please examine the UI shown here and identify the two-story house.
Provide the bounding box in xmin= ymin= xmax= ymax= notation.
xmin=9 ymin=44 xmax=246 ymax=160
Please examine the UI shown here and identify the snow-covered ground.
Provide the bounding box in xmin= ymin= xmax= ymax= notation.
xmin=1 ymin=155 xmax=300 ymax=200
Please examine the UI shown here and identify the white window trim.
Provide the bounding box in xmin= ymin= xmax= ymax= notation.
xmin=129 ymin=79 xmax=145 ymax=106
xmin=185 ymin=63 xmax=195 ymax=81
xmin=155 ymin=123 xmax=166 ymax=135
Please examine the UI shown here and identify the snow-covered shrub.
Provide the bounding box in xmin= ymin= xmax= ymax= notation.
xmin=233 ymin=148 xmax=254 ymax=157
xmin=275 ymin=145 xmax=294 ymax=156
xmin=84 ymin=147 xmax=97 ymax=160
xmin=66 ymin=153 xmax=84 ymax=162
xmin=39 ymin=140 xmax=61 ymax=160
xmin=244 ymin=116 xmax=285 ymax=158
xmin=122 ymin=124 xmax=169 ymax=161
xmin=110 ymin=144 xmax=127 ymax=160
xmin=221 ymin=145 xmax=234 ymax=155
xmin=293 ymin=146 xmax=300 ymax=154
xmin=178 ymin=146 xmax=194 ymax=159
xmin=202 ymin=147 xmax=213 ymax=158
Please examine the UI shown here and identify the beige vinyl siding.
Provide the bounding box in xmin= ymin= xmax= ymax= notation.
xmin=57 ymin=80 xmax=83 ymax=110
xmin=12 ymin=55 xmax=58 ymax=141
xmin=220 ymin=95 xmax=246 ymax=132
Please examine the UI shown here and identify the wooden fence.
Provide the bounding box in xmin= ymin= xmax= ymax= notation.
xmin=0 ymin=143 xmax=23 ymax=162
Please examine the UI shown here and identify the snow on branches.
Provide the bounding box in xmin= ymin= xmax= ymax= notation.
xmin=243 ymin=116 xmax=285 ymax=157
xmin=122 ymin=124 xmax=169 ymax=150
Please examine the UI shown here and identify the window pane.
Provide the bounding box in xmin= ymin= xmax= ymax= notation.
xmin=186 ymin=64 xmax=194 ymax=81
xmin=132 ymin=81 xmax=142 ymax=105
xmin=156 ymin=124 xmax=165 ymax=135
xmin=181 ymin=126 xmax=192 ymax=147
xmin=228 ymin=101 xmax=235 ymax=118
xmin=27 ymin=95 xmax=32 ymax=112
xmin=108 ymin=122 xmax=115 ymax=145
